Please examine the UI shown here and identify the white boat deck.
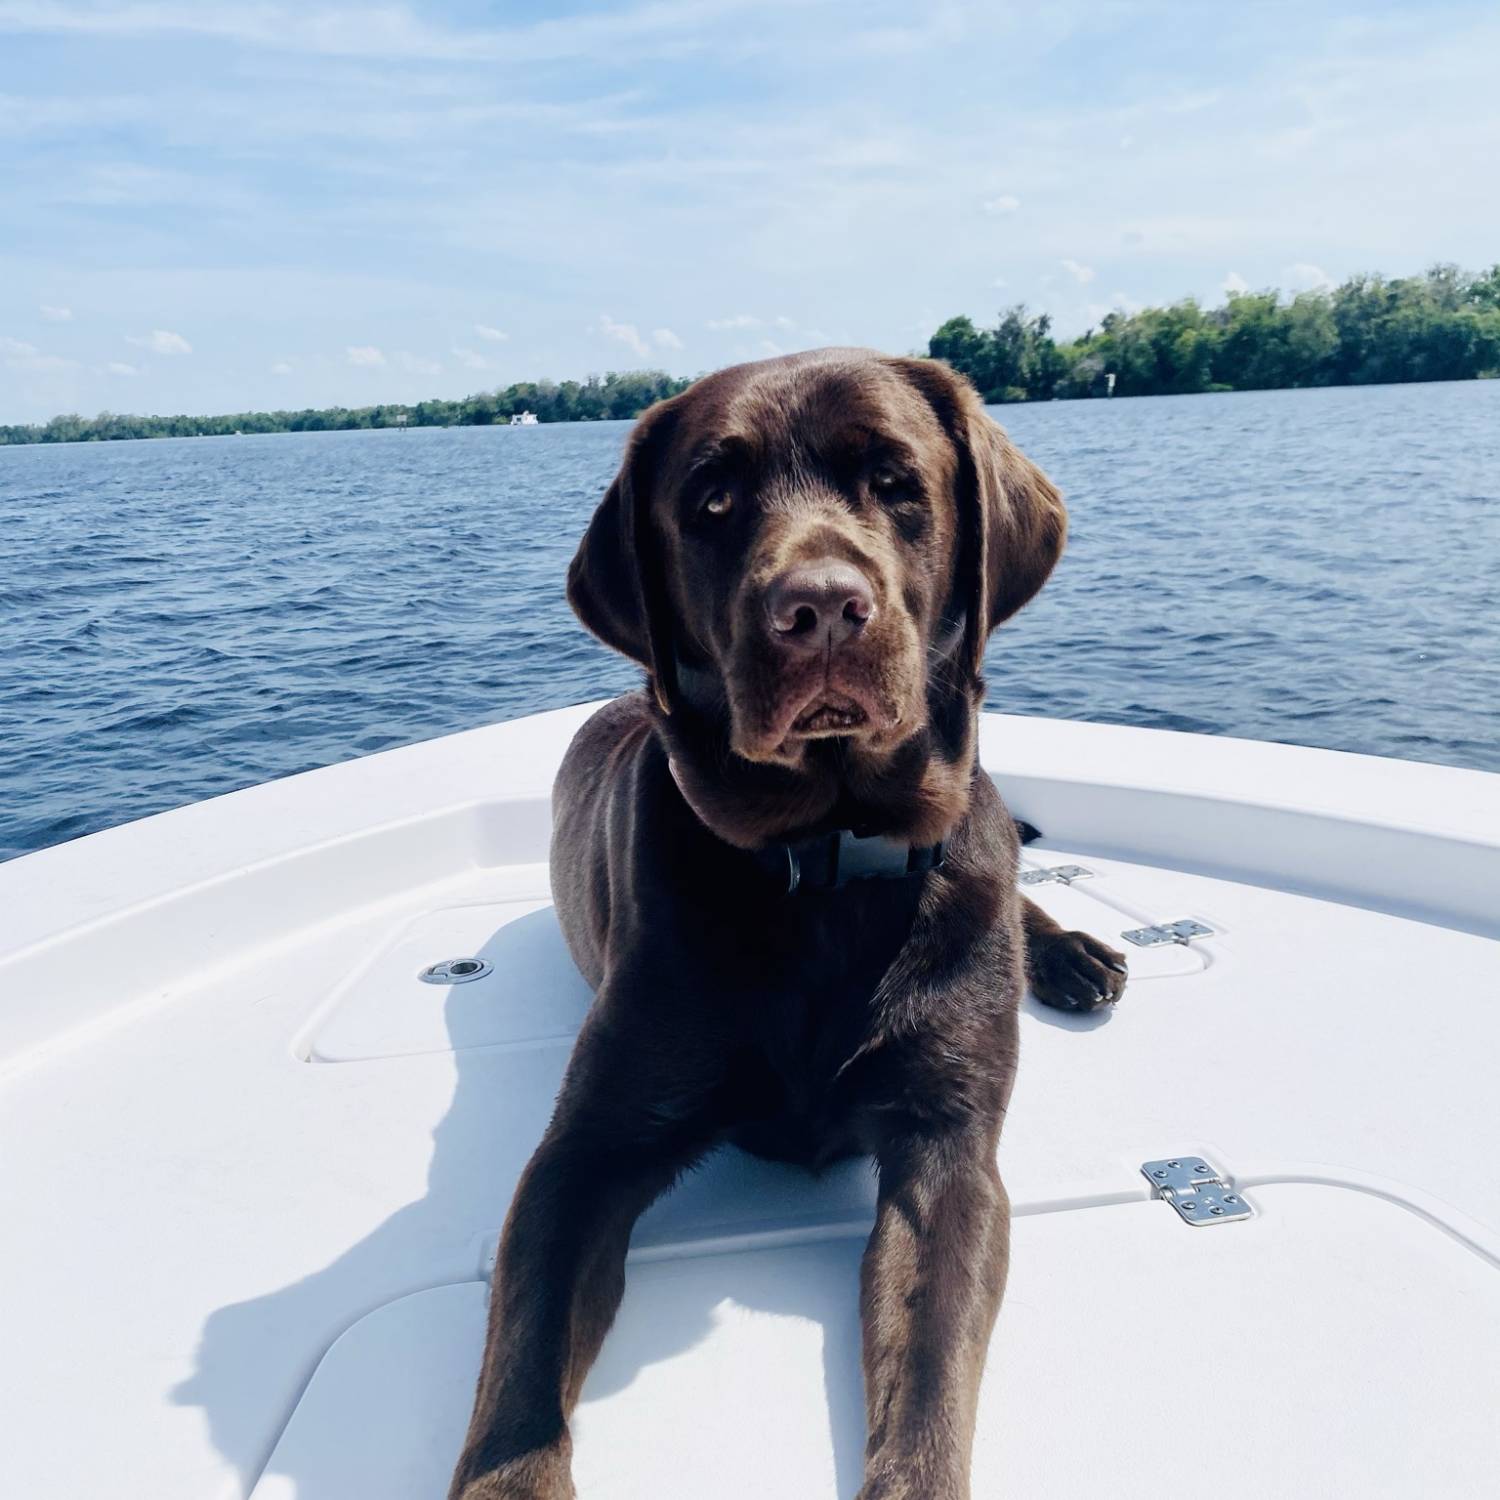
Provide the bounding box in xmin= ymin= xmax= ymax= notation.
xmin=2 ymin=706 xmax=1498 ymax=1499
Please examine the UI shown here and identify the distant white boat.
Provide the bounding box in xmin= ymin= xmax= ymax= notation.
xmin=508 ymin=411 xmax=539 ymax=426
xmin=3 ymin=707 xmax=1499 ymax=1497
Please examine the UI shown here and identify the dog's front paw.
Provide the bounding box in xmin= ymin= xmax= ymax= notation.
xmin=1029 ymin=928 xmax=1128 ymax=1012
xmin=449 ymin=1446 xmax=575 ymax=1500
xmin=856 ymin=1476 xmax=913 ymax=1500
xmin=451 ymin=1477 xmax=574 ymax=1500
xmin=857 ymin=1467 xmax=963 ymax=1500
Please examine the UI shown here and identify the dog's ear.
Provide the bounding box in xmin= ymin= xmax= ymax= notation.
xmin=889 ymin=357 xmax=1067 ymax=675
xmin=567 ymin=401 xmax=682 ymax=713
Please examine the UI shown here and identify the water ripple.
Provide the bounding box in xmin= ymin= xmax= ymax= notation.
xmin=2 ymin=381 xmax=1499 ymax=862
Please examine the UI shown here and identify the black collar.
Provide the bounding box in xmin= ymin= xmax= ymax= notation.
xmin=753 ymin=826 xmax=945 ymax=895
xmin=664 ymin=751 xmax=946 ymax=897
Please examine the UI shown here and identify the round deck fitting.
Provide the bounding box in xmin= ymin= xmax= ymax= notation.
xmin=418 ymin=957 xmax=493 ymax=985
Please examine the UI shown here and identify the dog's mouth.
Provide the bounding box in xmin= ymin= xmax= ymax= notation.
xmin=788 ymin=693 xmax=869 ymax=737
xmin=727 ymin=639 xmax=917 ymax=765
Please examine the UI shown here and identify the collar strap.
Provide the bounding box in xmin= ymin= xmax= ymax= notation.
xmin=754 ymin=827 xmax=944 ymax=895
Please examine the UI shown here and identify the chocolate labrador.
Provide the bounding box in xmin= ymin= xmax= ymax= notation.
xmin=449 ymin=349 xmax=1127 ymax=1500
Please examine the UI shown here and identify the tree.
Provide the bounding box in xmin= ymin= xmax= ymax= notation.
xmin=917 ymin=260 xmax=1500 ymax=406
xmin=927 ymin=306 xmax=1065 ymax=402
xmin=928 ymin=316 xmax=989 ymax=390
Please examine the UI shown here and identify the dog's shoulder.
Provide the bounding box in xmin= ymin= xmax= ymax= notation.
xmin=554 ymin=691 xmax=663 ymax=813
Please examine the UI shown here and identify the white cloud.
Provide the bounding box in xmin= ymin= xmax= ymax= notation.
xmin=270 ymin=360 xmax=293 ymax=375
xmin=651 ymin=327 xmax=683 ymax=350
xmin=1119 ymin=133 xmax=1135 ymax=150
xmin=39 ymin=304 xmax=72 ymax=321
xmin=1163 ymin=89 xmax=1221 ymax=115
xmin=992 ymin=277 xmax=1008 ymax=289
xmin=346 ymin=344 xmax=386 ymax=366
xmin=126 ymin=328 xmax=191 ymax=355
xmin=1284 ymin=261 xmax=1334 ymax=291
xmin=1061 ymin=258 xmax=1096 ymax=285
xmin=0 ymin=92 xmax=146 ymax=135
xmin=2 ymin=335 xmax=74 ymax=371
xmin=598 ymin=313 xmax=650 ymax=359
xmin=104 ymin=360 xmax=139 ymax=376
xmin=982 ymin=194 xmax=1020 ymax=215
xmin=1222 ymin=270 xmax=1249 ymax=295
xmin=0 ymin=0 xmax=799 ymax=66
xmin=1077 ymin=295 xmax=1143 ymax=328
xmin=474 ymin=323 xmax=509 ymax=342
xmin=397 ymin=351 xmax=442 ymax=375
xmin=739 ymin=314 xmax=826 ymax=348
xmin=451 ymin=347 xmax=493 ymax=371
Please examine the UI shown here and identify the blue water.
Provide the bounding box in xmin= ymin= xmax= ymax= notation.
xmin=3 ymin=380 xmax=1498 ymax=862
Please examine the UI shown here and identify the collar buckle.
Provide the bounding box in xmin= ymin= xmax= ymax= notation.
xmin=777 ymin=828 xmax=945 ymax=895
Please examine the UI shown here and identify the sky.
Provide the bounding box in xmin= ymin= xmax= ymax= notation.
xmin=2 ymin=0 xmax=1499 ymax=424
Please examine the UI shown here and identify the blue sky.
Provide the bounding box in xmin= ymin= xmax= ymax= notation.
xmin=2 ymin=0 xmax=1498 ymax=423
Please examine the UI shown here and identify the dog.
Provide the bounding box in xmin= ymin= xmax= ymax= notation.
xmin=448 ymin=348 xmax=1127 ymax=1500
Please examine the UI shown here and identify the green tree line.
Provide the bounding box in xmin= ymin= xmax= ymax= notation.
xmin=0 ymin=369 xmax=692 ymax=446
xmin=929 ymin=262 xmax=1500 ymax=402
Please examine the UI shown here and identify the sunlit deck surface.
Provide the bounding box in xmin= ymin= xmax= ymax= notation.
xmin=3 ymin=705 xmax=1498 ymax=1498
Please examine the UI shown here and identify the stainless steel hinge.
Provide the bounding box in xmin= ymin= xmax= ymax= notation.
xmin=1019 ymin=864 xmax=1094 ymax=886
xmin=1121 ymin=917 xmax=1214 ymax=947
xmin=1141 ymin=1155 xmax=1251 ymax=1225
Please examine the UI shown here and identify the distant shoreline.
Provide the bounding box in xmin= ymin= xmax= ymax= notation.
xmin=5 ymin=262 xmax=1497 ymax=445
xmin=6 ymin=372 xmax=1500 ymax=452
xmin=0 ymin=370 xmax=693 ymax=447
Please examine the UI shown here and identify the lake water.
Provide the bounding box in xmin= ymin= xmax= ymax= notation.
xmin=3 ymin=380 xmax=1497 ymax=862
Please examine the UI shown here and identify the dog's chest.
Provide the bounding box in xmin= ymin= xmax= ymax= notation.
xmin=723 ymin=884 xmax=918 ymax=1163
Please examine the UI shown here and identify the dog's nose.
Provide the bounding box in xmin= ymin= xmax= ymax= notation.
xmin=764 ymin=560 xmax=876 ymax=652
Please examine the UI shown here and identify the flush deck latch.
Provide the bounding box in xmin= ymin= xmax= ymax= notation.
xmin=1121 ymin=918 xmax=1214 ymax=947
xmin=1141 ymin=1155 xmax=1251 ymax=1225
xmin=418 ymin=957 xmax=493 ymax=985
xmin=1019 ymin=864 xmax=1094 ymax=887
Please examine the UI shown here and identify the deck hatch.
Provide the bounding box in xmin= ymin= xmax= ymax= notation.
xmin=303 ymin=897 xmax=594 ymax=1061
xmin=248 ymin=1185 xmax=1500 ymax=1498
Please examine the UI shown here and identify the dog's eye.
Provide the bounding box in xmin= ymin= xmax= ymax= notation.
xmin=870 ymin=467 xmax=911 ymax=498
xmin=701 ymin=489 xmax=734 ymax=518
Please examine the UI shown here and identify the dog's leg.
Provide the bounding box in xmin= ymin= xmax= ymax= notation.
xmin=1021 ymin=894 xmax=1128 ymax=1012
xmin=448 ymin=1014 xmax=717 ymax=1500
xmin=857 ymin=1123 xmax=1009 ymax=1500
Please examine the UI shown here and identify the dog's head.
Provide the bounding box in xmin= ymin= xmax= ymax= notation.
xmin=568 ymin=349 xmax=1065 ymax=836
